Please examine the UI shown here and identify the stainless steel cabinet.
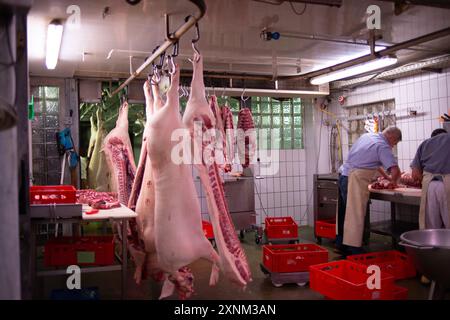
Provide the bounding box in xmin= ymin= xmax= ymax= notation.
xmin=313 ymin=173 xmax=338 ymax=243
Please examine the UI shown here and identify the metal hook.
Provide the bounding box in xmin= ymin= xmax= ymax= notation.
xmin=151 ymin=65 xmax=161 ymax=84
xmin=165 ymin=14 xmax=177 ymax=41
xmin=185 ymin=15 xmax=200 ymax=43
xmin=167 ymin=55 xmax=176 ymax=75
xmin=172 ymin=41 xmax=179 ymax=58
xmin=241 ymin=88 xmax=247 ymax=101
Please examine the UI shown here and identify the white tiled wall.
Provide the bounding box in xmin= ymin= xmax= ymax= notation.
xmin=254 ymin=149 xmax=309 ymax=227
xmin=321 ymin=68 xmax=450 ymax=222
xmin=195 ymin=149 xmax=310 ymax=228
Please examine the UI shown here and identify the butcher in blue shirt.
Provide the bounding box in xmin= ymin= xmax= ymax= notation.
xmin=337 ymin=126 xmax=402 ymax=255
xmin=411 ymin=128 xmax=450 ymax=230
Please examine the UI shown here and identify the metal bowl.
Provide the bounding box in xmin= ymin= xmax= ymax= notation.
xmin=400 ymin=229 xmax=450 ymax=289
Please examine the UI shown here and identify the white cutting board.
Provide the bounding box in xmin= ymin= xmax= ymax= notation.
xmin=82 ymin=204 xmax=137 ymax=220
xmin=369 ymin=186 xmax=422 ymax=197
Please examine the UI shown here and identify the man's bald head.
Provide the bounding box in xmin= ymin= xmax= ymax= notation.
xmin=383 ymin=126 xmax=402 ymax=147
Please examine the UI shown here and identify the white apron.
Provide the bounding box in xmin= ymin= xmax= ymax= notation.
xmin=343 ymin=168 xmax=378 ymax=247
xmin=418 ymin=171 xmax=450 ymax=229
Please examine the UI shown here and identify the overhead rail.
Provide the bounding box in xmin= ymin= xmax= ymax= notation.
xmin=109 ymin=0 xmax=206 ymax=97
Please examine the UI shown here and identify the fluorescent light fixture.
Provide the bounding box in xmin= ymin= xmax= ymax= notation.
xmin=45 ymin=20 xmax=64 ymax=70
xmin=310 ymin=56 xmax=398 ymax=85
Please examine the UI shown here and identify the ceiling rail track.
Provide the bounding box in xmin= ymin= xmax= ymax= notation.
xmin=109 ymin=0 xmax=206 ymax=97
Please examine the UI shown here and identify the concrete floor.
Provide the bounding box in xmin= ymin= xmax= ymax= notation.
xmin=39 ymin=226 xmax=447 ymax=300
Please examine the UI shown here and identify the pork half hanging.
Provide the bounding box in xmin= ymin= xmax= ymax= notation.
xmin=183 ymin=53 xmax=252 ymax=289
xmin=147 ymin=64 xmax=220 ymax=300
xmin=103 ymin=101 xmax=136 ymax=204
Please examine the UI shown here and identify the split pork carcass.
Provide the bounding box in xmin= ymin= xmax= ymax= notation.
xmin=183 ymin=53 xmax=252 ymax=289
xmin=147 ymin=64 xmax=220 ymax=299
xmin=209 ymin=96 xmax=227 ymax=171
xmin=87 ymin=114 xmax=97 ymax=164
xmin=103 ymin=101 xmax=137 ymax=204
xmin=87 ymin=108 xmax=110 ymax=191
xmin=237 ymin=107 xmax=257 ymax=169
xmin=221 ymin=105 xmax=235 ymax=172
xmin=127 ymin=79 xmax=165 ymax=284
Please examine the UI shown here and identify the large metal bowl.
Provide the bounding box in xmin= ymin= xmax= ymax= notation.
xmin=400 ymin=229 xmax=450 ymax=289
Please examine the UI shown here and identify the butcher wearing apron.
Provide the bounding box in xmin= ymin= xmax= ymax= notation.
xmin=411 ymin=132 xmax=450 ymax=230
xmin=337 ymin=127 xmax=402 ymax=255
xmin=343 ymin=168 xmax=378 ymax=247
xmin=418 ymin=173 xmax=450 ymax=229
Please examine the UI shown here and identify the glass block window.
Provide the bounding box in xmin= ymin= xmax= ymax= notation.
xmin=180 ymin=96 xmax=303 ymax=150
xmin=251 ymin=97 xmax=303 ymax=150
xmin=31 ymin=86 xmax=61 ymax=185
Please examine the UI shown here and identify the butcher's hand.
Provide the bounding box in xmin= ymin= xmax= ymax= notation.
xmin=377 ymin=167 xmax=390 ymax=180
xmin=411 ymin=167 xmax=423 ymax=184
xmin=389 ymin=165 xmax=401 ymax=185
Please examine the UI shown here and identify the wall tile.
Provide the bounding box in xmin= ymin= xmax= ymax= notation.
xmin=430 ymin=78 xmax=439 ymax=98
xmin=438 ymin=75 xmax=448 ymax=98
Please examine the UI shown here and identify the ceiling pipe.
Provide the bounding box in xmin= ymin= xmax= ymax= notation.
xmin=280 ymin=32 xmax=449 ymax=55
xmin=278 ymin=27 xmax=450 ymax=81
xmin=110 ymin=0 xmax=206 ymax=97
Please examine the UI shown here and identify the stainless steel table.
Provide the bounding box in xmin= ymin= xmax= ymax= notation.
xmin=366 ymin=187 xmax=421 ymax=247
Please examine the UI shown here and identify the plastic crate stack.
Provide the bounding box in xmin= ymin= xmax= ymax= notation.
xmin=309 ymin=250 xmax=416 ymax=300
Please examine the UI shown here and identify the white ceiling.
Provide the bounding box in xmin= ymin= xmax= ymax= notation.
xmin=27 ymin=0 xmax=450 ymax=79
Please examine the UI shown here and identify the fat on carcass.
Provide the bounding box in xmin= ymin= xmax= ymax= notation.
xmin=221 ymin=105 xmax=235 ymax=172
xmin=103 ymin=101 xmax=137 ymax=204
xmin=237 ymin=107 xmax=256 ymax=168
xmin=127 ymin=79 xmax=165 ymax=284
xmin=183 ymin=53 xmax=252 ymax=289
xmin=209 ymin=96 xmax=227 ymax=172
xmin=87 ymin=115 xmax=97 ymax=162
xmin=87 ymin=108 xmax=110 ymax=191
xmin=147 ymin=63 xmax=220 ymax=300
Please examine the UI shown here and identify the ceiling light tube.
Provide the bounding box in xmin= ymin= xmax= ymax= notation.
xmin=310 ymin=56 xmax=398 ymax=85
xmin=45 ymin=19 xmax=64 ymax=70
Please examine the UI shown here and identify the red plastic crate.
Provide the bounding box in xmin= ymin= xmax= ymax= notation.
xmin=202 ymin=220 xmax=214 ymax=240
xmin=309 ymin=260 xmax=396 ymax=300
xmin=263 ymin=243 xmax=328 ymax=273
xmin=30 ymin=185 xmax=76 ymax=205
xmin=315 ymin=219 xmax=336 ymax=240
xmin=265 ymin=217 xmax=298 ymax=240
xmin=347 ymin=250 xmax=416 ymax=280
xmin=44 ymin=236 xmax=114 ymax=267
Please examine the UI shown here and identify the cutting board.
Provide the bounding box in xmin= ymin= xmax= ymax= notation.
xmin=369 ymin=186 xmax=422 ymax=197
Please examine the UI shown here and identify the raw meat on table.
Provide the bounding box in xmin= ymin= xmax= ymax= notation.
xmin=370 ymin=177 xmax=397 ymax=190
xmin=76 ymin=189 xmax=120 ymax=209
xmin=400 ymin=172 xmax=422 ymax=188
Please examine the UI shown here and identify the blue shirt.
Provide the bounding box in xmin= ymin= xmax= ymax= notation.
xmin=339 ymin=133 xmax=397 ymax=176
xmin=410 ymin=133 xmax=450 ymax=174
